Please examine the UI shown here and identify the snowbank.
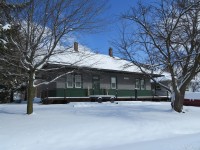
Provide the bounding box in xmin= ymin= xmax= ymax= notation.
xmin=185 ymin=92 xmax=200 ymax=100
xmin=33 ymin=97 xmax=41 ymax=103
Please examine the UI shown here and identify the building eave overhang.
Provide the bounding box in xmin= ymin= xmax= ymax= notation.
xmin=42 ymin=63 xmax=162 ymax=77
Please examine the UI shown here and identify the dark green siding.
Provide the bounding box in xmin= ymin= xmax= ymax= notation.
xmin=55 ymin=88 xmax=87 ymax=97
xmin=46 ymin=88 xmax=152 ymax=97
xmin=117 ymin=90 xmax=134 ymax=97
xmin=65 ymin=89 xmax=87 ymax=97
xmin=48 ymin=90 xmax=57 ymax=97
xmin=137 ymin=90 xmax=152 ymax=96
xmin=56 ymin=89 xmax=65 ymax=97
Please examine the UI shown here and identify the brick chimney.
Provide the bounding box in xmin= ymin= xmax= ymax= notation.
xmin=74 ymin=42 xmax=78 ymax=52
xmin=109 ymin=47 xmax=113 ymax=57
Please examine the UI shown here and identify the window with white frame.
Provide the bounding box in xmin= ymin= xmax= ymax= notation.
xmin=140 ymin=79 xmax=145 ymax=90
xmin=75 ymin=75 xmax=82 ymax=88
xmin=67 ymin=74 xmax=73 ymax=88
xmin=135 ymin=78 xmax=146 ymax=90
xmin=135 ymin=79 xmax=140 ymax=89
xmin=111 ymin=77 xmax=117 ymax=89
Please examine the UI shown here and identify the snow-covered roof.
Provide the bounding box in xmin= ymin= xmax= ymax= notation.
xmin=153 ymin=72 xmax=172 ymax=82
xmin=154 ymin=72 xmax=200 ymax=83
xmin=48 ymin=44 xmax=147 ymax=74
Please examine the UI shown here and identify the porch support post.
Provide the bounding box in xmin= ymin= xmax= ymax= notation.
xmin=135 ymin=88 xmax=138 ymax=101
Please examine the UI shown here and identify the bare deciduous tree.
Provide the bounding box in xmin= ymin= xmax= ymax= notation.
xmin=114 ymin=0 xmax=200 ymax=112
xmin=2 ymin=0 xmax=106 ymax=114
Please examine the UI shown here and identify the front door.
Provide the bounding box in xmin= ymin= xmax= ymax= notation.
xmin=92 ymin=76 xmax=100 ymax=95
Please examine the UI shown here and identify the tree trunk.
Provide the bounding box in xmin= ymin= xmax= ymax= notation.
xmin=24 ymin=88 xmax=27 ymax=101
xmin=171 ymin=90 xmax=185 ymax=113
xmin=27 ymin=71 xmax=35 ymax=115
xmin=10 ymin=89 xmax=14 ymax=103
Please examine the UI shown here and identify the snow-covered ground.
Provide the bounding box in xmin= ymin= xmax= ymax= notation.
xmin=0 ymin=101 xmax=200 ymax=150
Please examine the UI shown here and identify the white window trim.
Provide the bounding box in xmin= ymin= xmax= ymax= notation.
xmin=67 ymin=74 xmax=73 ymax=88
xmin=75 ymin=75 xmax=82 ymax=88
xmin=135 ymin=78 xmax=146 ymax=90
xmin=135 ymin=79 xmax=140 ymax=89
xmin=111 ymin=77 xmax=117 ymax=89
xmin=140 ymin=79 xmax=145 ymax=90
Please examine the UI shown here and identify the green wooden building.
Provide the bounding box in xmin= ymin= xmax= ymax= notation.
xmin=36 ymin=43 xmax=159 ymax=103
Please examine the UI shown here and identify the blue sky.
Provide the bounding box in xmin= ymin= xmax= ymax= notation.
xmin=77 ymin=0 xmax=138 ymax=55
